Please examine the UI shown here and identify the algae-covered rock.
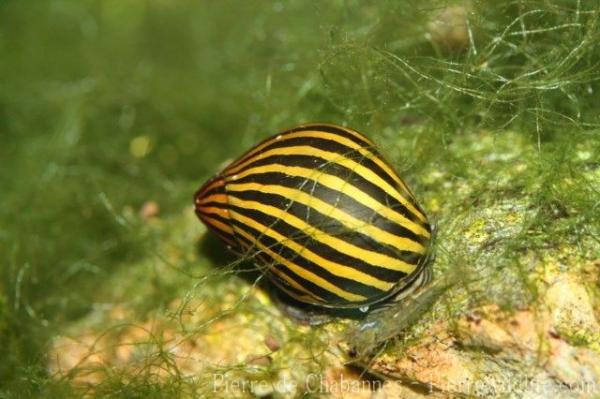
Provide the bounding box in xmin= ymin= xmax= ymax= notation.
xmin=47 ymin=129 xmax=600 ymax=398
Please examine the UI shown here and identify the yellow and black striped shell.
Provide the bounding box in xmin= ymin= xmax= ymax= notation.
xmin=194 ymin=124 xmax=432 ymax=310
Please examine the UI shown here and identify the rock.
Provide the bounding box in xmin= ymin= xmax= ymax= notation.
xmin=544 ymin=275 xmax=600 ymax=343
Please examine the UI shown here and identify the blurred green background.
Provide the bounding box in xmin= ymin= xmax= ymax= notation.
xmin=1 ymin=0 xmax=599 ymax=397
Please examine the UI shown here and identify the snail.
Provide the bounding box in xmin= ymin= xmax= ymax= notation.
xmin=194 ymin=123 xmax=433 ymax=324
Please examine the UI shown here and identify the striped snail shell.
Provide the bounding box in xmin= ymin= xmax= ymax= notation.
xmin=194 ymin=124 xmax=432 ymax=313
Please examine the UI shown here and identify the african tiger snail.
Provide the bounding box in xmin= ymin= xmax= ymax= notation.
xmin=194 ymin=123 xmax=435 ymax=326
